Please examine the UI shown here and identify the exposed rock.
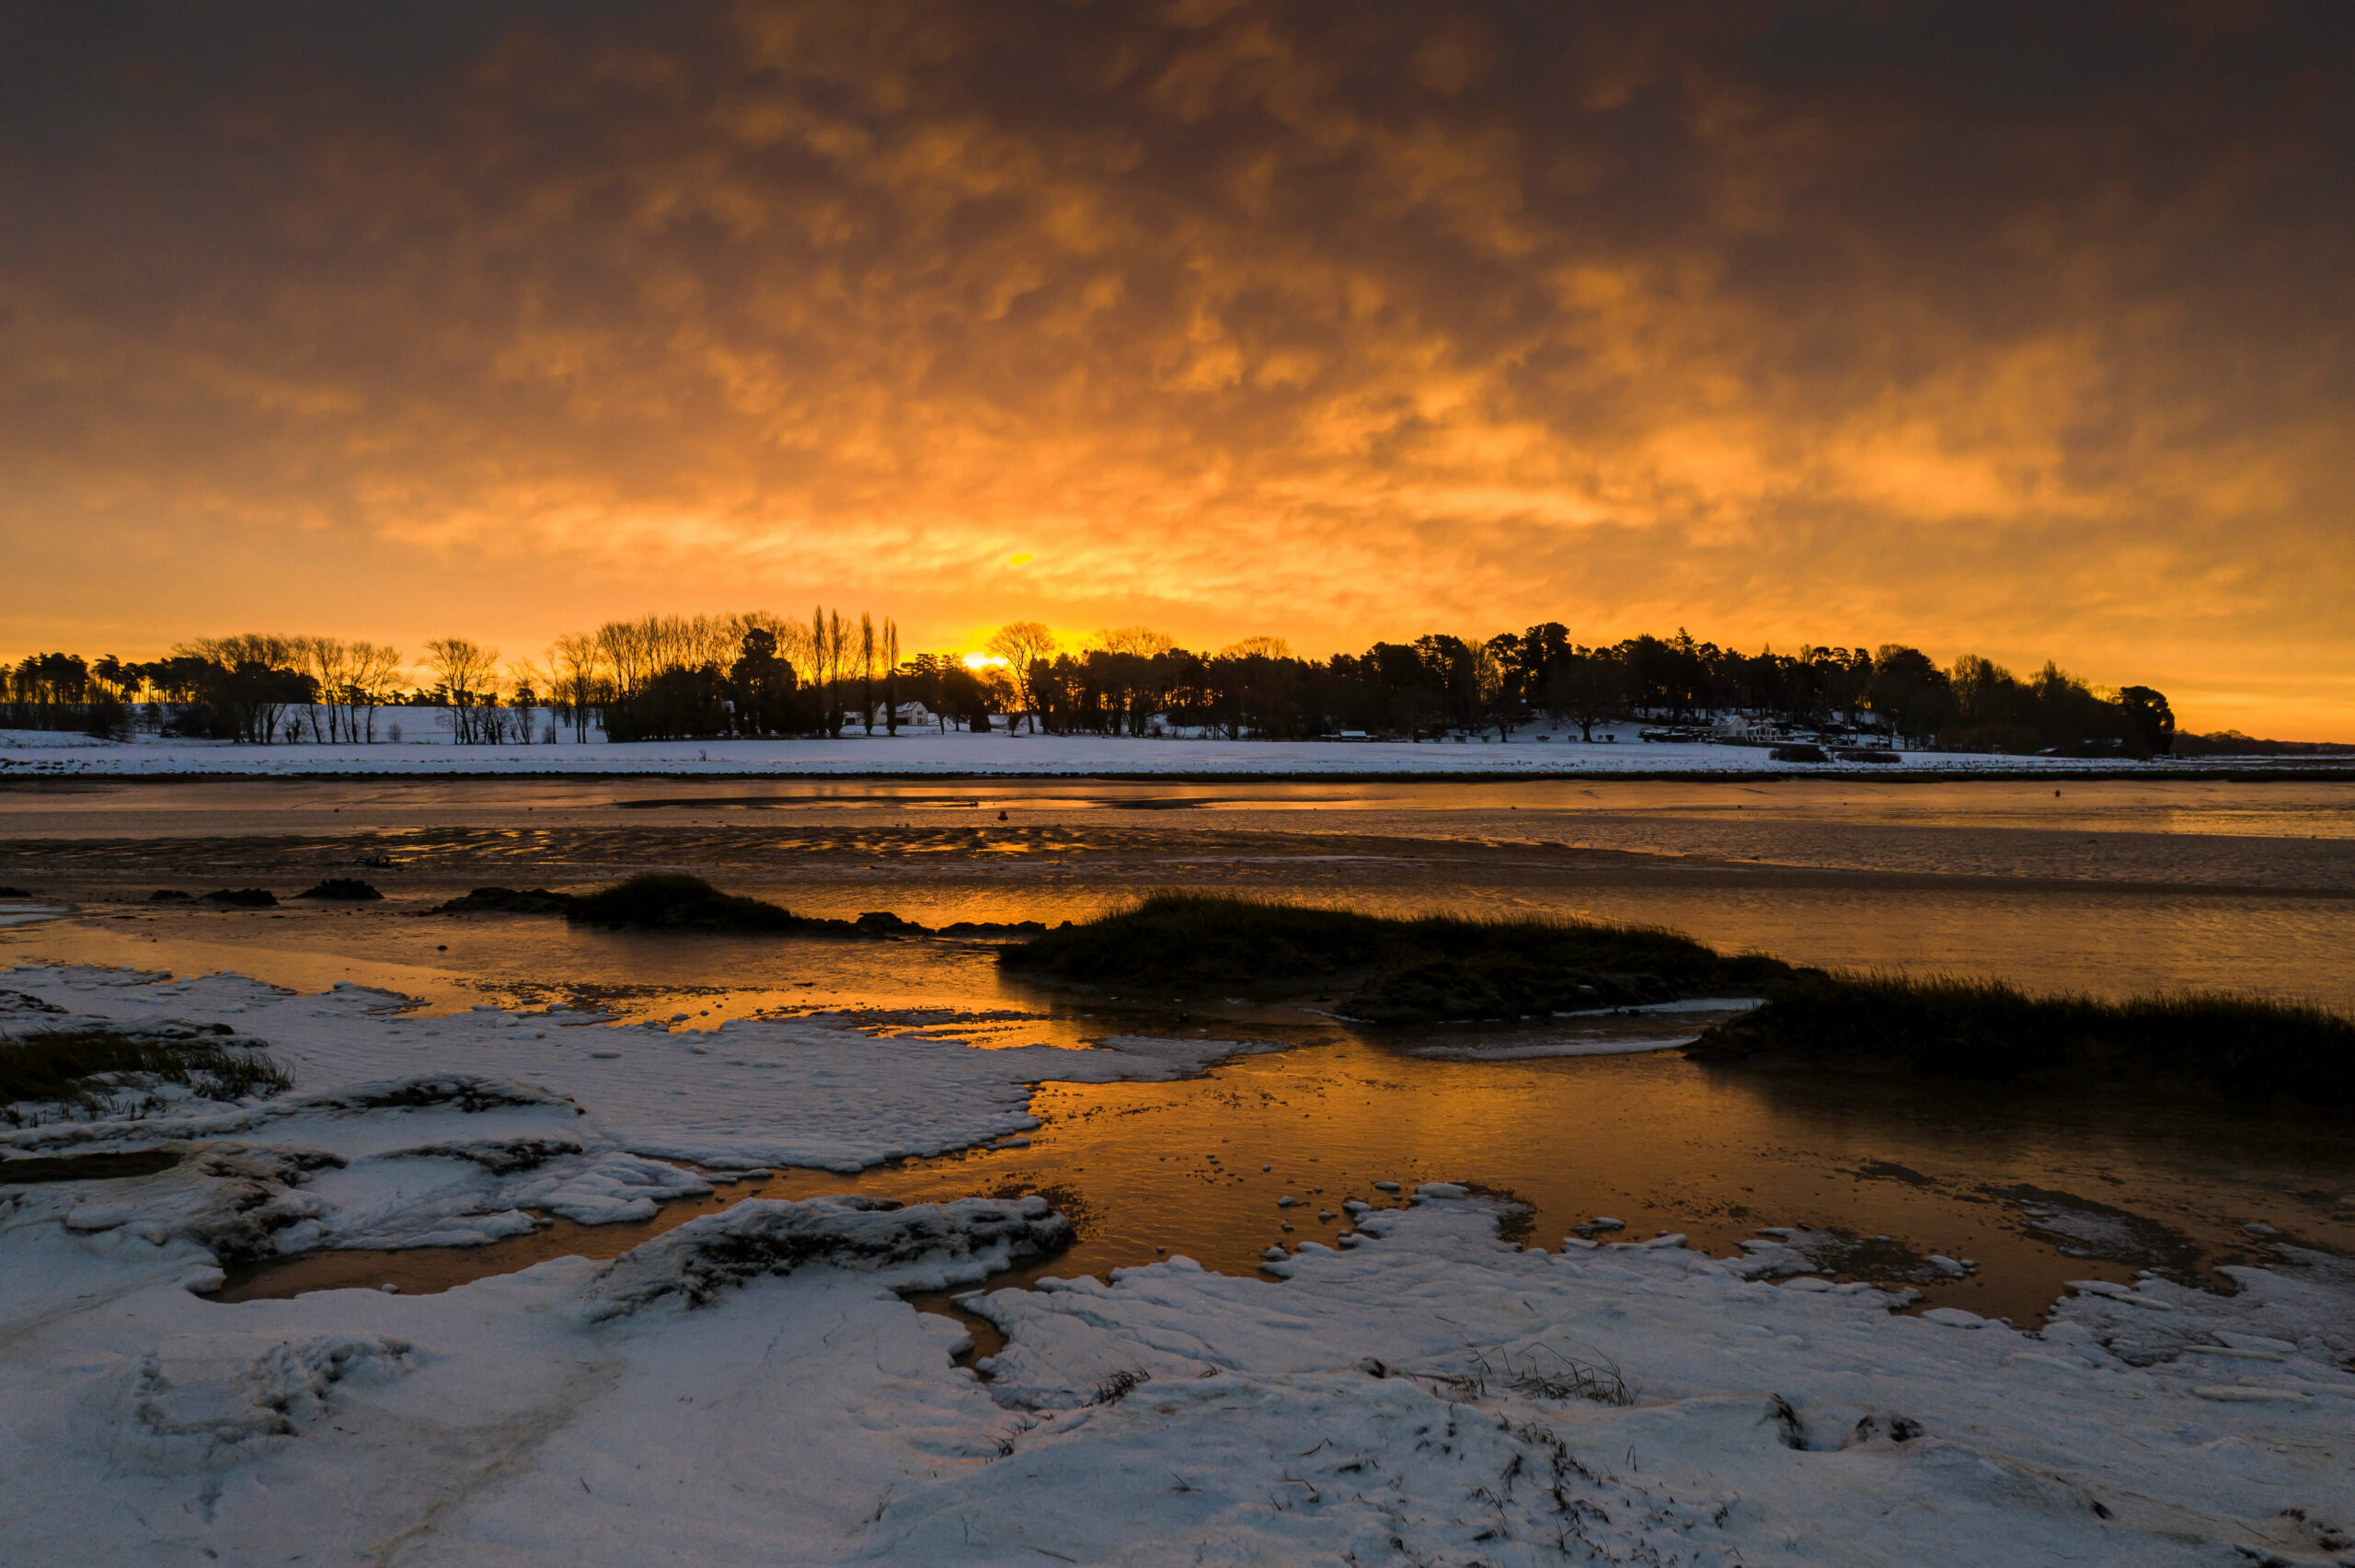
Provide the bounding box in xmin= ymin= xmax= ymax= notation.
xmin=580 ymin=1194 xmax=1073 ymax=1320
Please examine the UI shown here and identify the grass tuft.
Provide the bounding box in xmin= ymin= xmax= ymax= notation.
xmin=1 ymin=1028 xmax=293 ymax=1121
xmin=1087 ymin=1368 xmax=1152 ymax=1406
xmin=999 ymin=893 xmax=1789 ymax=1022
xmin=1688 ymin=970 xmax=2355 ymax=1103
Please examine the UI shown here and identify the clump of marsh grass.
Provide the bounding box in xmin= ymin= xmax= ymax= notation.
xmin=1414 ymin=1344 xmax=1635 ymax=1408
xmin=437 ymin=876 xmax=913 ymax=938
xmin=1087 ymin=1368 xmax=1152 ymax=1406
xmin=1 ymin=1028 xmax=293 ymax=1125
xmin=566 ymin=874 xmax=801 ymax=933
xmin=1499 ymin=1346 xmax=1634 ymax=1409
xmin=1688 ymin=970 xmax=2355 ymax=1103
xmin=998 ymin=893 xmax=1790 ymax=1022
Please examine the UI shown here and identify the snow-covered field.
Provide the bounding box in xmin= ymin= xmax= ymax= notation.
xmin=5 ymin=963 xmax=2351 ymax=1565
xmin=0 ymin=721 xmax=2276 ymax=777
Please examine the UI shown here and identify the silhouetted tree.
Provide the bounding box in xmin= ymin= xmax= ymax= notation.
xmin=423 ymin=637 xmax=500 ymax=744
xmin=859 ymin=612 xmax=877 ymax=736
xmin=987 ymin=622 xmax=1057 ymax=733
xmin=1546 ymin=651 xmax=1626 ymax=741
xmin=1867 ymin=645 xmax=1951 ymax=745
xmin=2120 ymin=686 xmax=2176 ymax=757
xmin=729 ymin=627 xmax=799 ymax=737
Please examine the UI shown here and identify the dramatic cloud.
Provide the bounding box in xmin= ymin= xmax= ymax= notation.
xmin=4 ymin=1 xmax=2350 ymax=732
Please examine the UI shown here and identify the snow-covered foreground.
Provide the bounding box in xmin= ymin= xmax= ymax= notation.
xmin=0 ymin=723 xmax=2254 ymax=777
xmin=5 ymin=965 xmax=2352 ymax=1565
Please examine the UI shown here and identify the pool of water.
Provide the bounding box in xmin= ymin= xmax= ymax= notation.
xmin=206 ymin=1020 xmax=2355 ymax=1330
xmin=8 ymin=775 xmax=2353 ymax=1326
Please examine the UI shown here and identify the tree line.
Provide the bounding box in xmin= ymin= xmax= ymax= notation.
xmin=991 ymin=624 xmax=2177 ymax=757
xmin=5 ymin=617 xmax=2177 ymax=756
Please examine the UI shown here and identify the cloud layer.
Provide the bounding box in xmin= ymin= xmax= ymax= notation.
xmin=5 ymin=1 xmax=2351 ymax=733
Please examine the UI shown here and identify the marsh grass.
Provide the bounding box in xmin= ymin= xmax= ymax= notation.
xmin=0 ymin=1027 xmax=293 ymax=1122
xmin=1689 ymin=970 xmax=2355 ymax=1103
xmin=296 ymin=877 xmax=382 ymax=901
xmin=439 ymin=875 xmax=890 ymax=936
xmin=1087 ymin=1368 xmax=1152 ymax=1406
xmin=1424 ymin=1344 xmax=1635 ymax=1408
xmin=566 ymin=874 xmax=801 ymax=933
xmin=999 ymin=893 xmax=1789 ymax=1022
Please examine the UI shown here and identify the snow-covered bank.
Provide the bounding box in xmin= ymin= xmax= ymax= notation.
xmin=2 ymin=965 xmax=1277 ymax=1179
xmin=4 ymin=724 xmax=2315 ymax=778
xmin=5 ymin=962 xmax=2353 ymax=1564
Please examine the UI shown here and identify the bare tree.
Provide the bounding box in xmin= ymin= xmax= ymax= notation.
xmin=424 ymin=637 xmax=499 ymax=744
xmin=551 ymin=634 xmax=603 ymax=741
xmin=350 ymin=643 xmax=404 ymax=740
xmin=506 ymin=658 xmax=550 ymax=743
xmin=595 ymin=620 xmax=651 ymax=700
xmin=859 ymin=612 xmax=877 ymax=736
xmin=296 ymin=636 xmax=350 ymax=742
xmin=1097 ymin=626 xmax=1176 ymax=658
xmin=882 ymin=618 xmax=901 ymax=735
xmin=985 ymin=621 xmax=1057 ymax=733
xmin=178 ymin=634 xmax=306 ymax=743
xmin=808 ymin=607 xmax=851 ymax=734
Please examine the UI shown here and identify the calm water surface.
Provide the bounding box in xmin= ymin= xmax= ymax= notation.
xmin=6 ymin=775 xmax=2351 ymax=1323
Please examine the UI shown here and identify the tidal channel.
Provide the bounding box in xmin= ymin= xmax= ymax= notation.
xmin=6 ymin=774 xmax=2351 ymax=1328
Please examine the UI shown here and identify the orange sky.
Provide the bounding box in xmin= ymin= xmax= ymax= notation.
xmin=4 ymin=2 xmax=2351 ymax=737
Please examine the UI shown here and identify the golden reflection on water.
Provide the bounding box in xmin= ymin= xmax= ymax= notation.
xmin=214 ymin=1032 xmax=2355 ymax=1328
xmin=12 ymin=775 xmax=2353 ymax=1326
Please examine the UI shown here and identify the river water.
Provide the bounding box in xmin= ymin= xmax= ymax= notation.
xmin=5 ymin=774 xmax=2351 ymax=1324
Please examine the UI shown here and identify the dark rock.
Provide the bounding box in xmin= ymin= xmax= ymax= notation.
xmin=1769 ymin=744 xmax=1830 ymax=763
xmin=0 ymin=887 xmax=32 ymax=899
xmin=295 ymin=877 xmax=384 ymax=901
xmin=582 ymin=1195 xmax=1071 ymax=1320
xmin=201 ymin=888 xmax=278 ymax=907
xmin=148 ymin=889 xmax=193 ymax=902
xmin=936 ymin=920 xmax=1049 ymax=938
xmin=308 ymin=1074 xmax=580 ymax=1116
xmin=384 ymin=1137 xmax=586 ymax=1175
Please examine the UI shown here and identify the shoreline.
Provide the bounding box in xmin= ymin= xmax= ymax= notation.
xmin=8 ymin=762 xmax=2355 ymax=785
xmin=9 ymin=726 xmax=2355 ymax=784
